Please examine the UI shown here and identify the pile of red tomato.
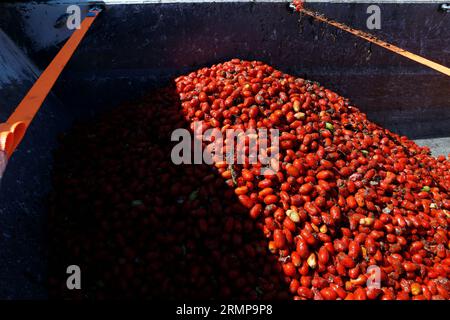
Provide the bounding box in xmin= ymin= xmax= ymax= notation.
xmin=174 ymin=59 xmax=450 ymax=300
xmin=49 ymin=59 xmax=449 ymax=300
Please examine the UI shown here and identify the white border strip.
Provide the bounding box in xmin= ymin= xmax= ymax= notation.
xmin=47 ymin=0 xmax=449 ymax=5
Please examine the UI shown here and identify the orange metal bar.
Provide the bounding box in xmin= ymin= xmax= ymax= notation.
xmin=299 ymin=8 xmax=450 ymax=77
xmin=0 ymin=10 xmax=100 ymax=158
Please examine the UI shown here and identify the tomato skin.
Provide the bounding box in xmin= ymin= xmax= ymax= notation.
xmin=291 ymin=251 xmax=302 ymax=267
xmin=316 ymin=170 xmax=334 ymax=180
xmin=290 ymin=279 xmax=300 ymax=294
xmin=259 ymin=187 xmax=274 ymax=198
xmin=249 ymin=204 xmax=262 ymax=219
xmin=238 ymin=195 xmax=254 ymax=208
xmin=304 ymin=202 xmax=320 ymax=216
xmin=320 ymin=287 xmax=337 ymax=300
xmin=299 ymin=261 xmax=310 ymax=276
xmin=348 ymin=266 xmax=360 ymax=279
xmin=241 ymin=170 xmax=254 ymax=182
xmin=396 ymin=291 xmax=410 ymax=300
xmin=353 ymin=288 xmax=367 ymax=300
xmin=56 ymin=59 xmax=450 ymax=300
xmin=258 ymin=179 xmax=272 ymax=189
xmin=366 ymin=288 xmax=382 ymax=300
xmin=314 ymin=196 xmax=326 ymax=208
xmin=348 ymin=241 xmax=360 ymax=259
xmin=283 ymin=217 xmax=297 ymax=232
xmin=300 ymin=276 xmax=312 ymax=288
xmin=296 ymin=237 xmax=309 ymax=259
xmin=299 ymin=183 xmax=314 ymax=195
xmin=318 ymin=246 xmax=329 ymax=265
xmin=283 ymin=262 xmax=297 ymax=277
xmin=234 ymin=186 xmax=248 ymax=195
xmin=340 ymin=255 xmax=356 ymax=269
xmin=264 ymin=194 xmax=278 ymax=205
xmin=346 ymin=196 xmax=357 ymax=209
xmin=286 ymin=164 xmax=300 ymax=177
xmin=330 ymin=205 xmax=341 ymax=222
xmin=403 ymin=262 xmax=417 ymax=272
xmin=297 ymin=287 xmax=313 ymax=299
xmin=332 ymin=285 xmax=347 ymax=299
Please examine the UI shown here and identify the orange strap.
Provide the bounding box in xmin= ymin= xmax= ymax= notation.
xmin=0 ymin=10 xmax=100 ymax=158
xmin=301 ymin=8 xmax=450 ymax=77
